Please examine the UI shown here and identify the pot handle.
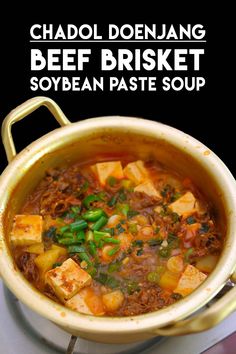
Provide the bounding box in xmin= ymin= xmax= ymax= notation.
xmin=1 ymin=96 xmax=71 ymax=162
xmin=152 ymin=278 xmax=236 ymax=336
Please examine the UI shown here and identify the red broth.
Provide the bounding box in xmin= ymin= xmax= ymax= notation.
xmin=11 ymin=158 xmax=223 ymax=316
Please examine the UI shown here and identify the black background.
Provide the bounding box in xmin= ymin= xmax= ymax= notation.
xmin=0 ymin=18 xmax=232 ymax=177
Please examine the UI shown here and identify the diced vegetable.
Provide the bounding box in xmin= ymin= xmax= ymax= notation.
xmin=195 ymin=255 xmax=218 ymax=273
xmin=134 ymin=181 xmax=161 ymax=199
xmin=102 ymin=290 xmax=124 ymax=312
xmin=26 ymin=242 xmax=44 ymax=254
xmin=34 ymin=249 xmax=63 ymax=275
xmin=174 ymin=264 xmax=207 ymax=297
xmin=92 ymin=161 xmax=124 ymax=185
xmin=11 ymin=215 xmax=43 ymax=246
xmin=45 ymin=258 xmax=92 ymax=302
xmin=159 ymin=270 xmax=180 ymax=290
xmin=123 ymin=160 xmax=148 ymax=185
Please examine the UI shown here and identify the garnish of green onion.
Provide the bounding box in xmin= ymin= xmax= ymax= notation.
xmin=60 ymin=225 xmax=70 ymax=233
xmin=91 ymin=216 xmax=108 ymax=231
xmin=106 ymin=176 xmax=117 ymax=187
xmin=107 ymin=195 xmax=118 ymax=207
xmin=93 ymin=230 xmax=110 ymax=242
xmin=70 ymin=220 xmax=88 ymax=232
xmin=85 ymin=230 xmax=94 ymax=242
xmin=107 ymin=246 xmax=120 ymax=256
xmin=104 ymin=237 xmax=120 ymax=244
xmin=77 ymin=252 xmax=92 ymax=265
xmin=116 ymin=203 xmax=130 ymax=217
xmin=67 ymin=245 xmax=86 ymax=253
xmin=88 ymin=241 xmax=97 ymax=256
xmin=82 ymin=194 xmax=101 ymax=209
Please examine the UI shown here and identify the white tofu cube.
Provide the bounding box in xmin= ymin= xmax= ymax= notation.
xmin=174 ymin=264 xmax=207 ymax=297
xmin=91 ymin=161 xmax=124 ymax=185
xmin=65 ymin=289 xmax=93 ymax=315
xmin=45 ymin=258 xmax=92 ymax=302
xmin=123 ymin=160 xmax=148 ymax=185
xmin=134 ymin=180 xmax=161 ymax=199
xmin=11 ymin=215 xmax=42 ymax=246
xmin=169 ymin=191 xmax=197 ymax=217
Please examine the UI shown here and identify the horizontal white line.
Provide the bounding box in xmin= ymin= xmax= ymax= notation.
xmin=30 ymin=40 xmax=206 ymax=43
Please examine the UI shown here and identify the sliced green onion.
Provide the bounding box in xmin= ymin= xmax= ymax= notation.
xmin=148 ymin=238 xmax=162 ymax=246
xmin=70 ymin=220 xmax=88 ymax=232
xmin=184 ymin=247 xmax=194 ymax=262
xmin=52 ymin=262 xmax=62 ymax=268
xmin=83 ymin=194 xmax=101 ymax=209
xmin=116 ymin=203 xmax=129 ymax=217
xmin=107 ymin=246 xmax=120 ymax=256
xmin=107 ymin=195 xmax=118 ymax=207
xmin=91 ymin=216 xmax=108 ymax=231
xmin=132 ymin=240 xmax=143 ymax=247
xmin=77 ymin=180 xmax=89 ymax=196
xmin=68 ymin=245 xmax=86 ymax=253
xmin=85 ymin=230 xmax=94 ymax=242
xmin=128 ymin=223 xmax=138 ymax=235
xmin=62 ymin=231 xmax=74 ymax=238
xmin=71 ymin=206 xmax=81 ymax=214
xmin=108 ymin=261 xmax=121 ymax=273
xmin=127 ymin=210 xmax=139 ymax=219
xmin=147 ymin=272 xmax=160 ymax=283
xmin=106 ymin=176 xmax=117 ymax=187
xmin=159 ymin=248 xmax=170 ymax=258
xmin=82 ymin=208 xmax=105 ymax=222
xmin=104 ymin=237 xmax=120 ymax=244
xmin=88 ymin=241 xmax=97 ymax=256
xmin=58 ymin=238 xmax=77 ymax=245
xmin=186 ymin=216 xmax=196 ymax=225
xmin=118 ymin=188 xmax=127 ymax=201
xmin=103 ymin=227 xmax=115 ymax=236
xmin=60 ymin=225 xmax=70 ymax=233
xmin=77 ymin=252 xmax=92 ymax=265
xmin=74 ymin=230 xmax=85 ymax=242
xmin=93 ymin=230 xmax=110 ymax=241
xmin=116 ymin=223 xmax=125 ymax=234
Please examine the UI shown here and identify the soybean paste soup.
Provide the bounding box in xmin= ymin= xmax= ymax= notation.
xmin=11 ymin=158 xmax=223 ymax=316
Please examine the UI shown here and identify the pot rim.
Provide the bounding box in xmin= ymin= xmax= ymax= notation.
xmin=1 ymin=116 xmax=236 ymax=334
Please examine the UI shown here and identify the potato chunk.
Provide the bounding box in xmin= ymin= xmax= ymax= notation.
xmin=45 ymin=258 xmax=92 ymax=302
xmin=34 ymin=246 xmax=66 ymax=275
xmin=134 ymin=180 xmax=161 ymax=198
xmin=174 ymin=264 xmax=207 ymax=297
xmin=169 ymin=191 xmax=197 ymax=217
xmin=11 ymin=215 xmax=42 ymax=246
xmin=91 ymin=161 xmax=124 ymax=185
xmin=123 ymin=160 xmax=148 ymax=185
xmin=102 ymin=290 xmax=124 ymax=312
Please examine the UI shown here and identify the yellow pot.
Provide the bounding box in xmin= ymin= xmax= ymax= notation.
xmin=1 ymin=97 xmax=236 ymax=344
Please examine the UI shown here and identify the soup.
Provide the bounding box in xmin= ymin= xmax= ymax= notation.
xmin=10 ymin=158 xmax=223 ymax=316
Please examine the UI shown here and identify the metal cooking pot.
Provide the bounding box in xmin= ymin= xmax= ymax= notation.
xmin=1 ymin=97 xmax=236 ymax=344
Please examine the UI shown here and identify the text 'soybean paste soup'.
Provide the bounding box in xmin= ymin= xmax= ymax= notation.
xmin=11 ymin=157 xmax=223 ymax=316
